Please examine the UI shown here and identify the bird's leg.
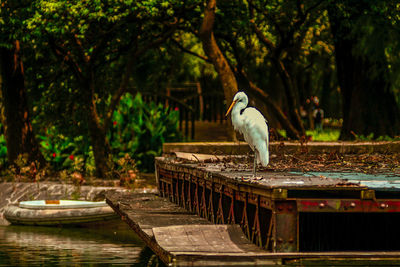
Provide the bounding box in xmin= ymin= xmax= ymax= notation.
xmin=253 ymin=152 xmax=257 ymax=178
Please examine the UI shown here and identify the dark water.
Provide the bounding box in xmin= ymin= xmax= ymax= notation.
xmin=0 ymin=220 xmax=158 ymax=266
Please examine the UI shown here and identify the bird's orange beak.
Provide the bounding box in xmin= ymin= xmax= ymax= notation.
xmin=225 ymin=100 xmax=237 ymax=117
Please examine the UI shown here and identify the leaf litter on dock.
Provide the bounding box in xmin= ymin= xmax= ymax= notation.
xmin=172 ymin=150 xmax=400 ymax=178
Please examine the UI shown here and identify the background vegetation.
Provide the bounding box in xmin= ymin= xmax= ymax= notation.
xmin=0 ymin=0 xmax=399 ymax=178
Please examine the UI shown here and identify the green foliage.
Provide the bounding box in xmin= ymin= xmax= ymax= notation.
xmin=0 ymin=94 xmax=181 ymax=174
xmin=38 ymin=128 xmax=92 ymax=173
xmin=6 ymin=0 xmax=193 ymax=179
xmin=278 ymin=128 xmax=340 ymax=142
xmin=109 ymin=93 xmax=181 ymax=172
xmin=306 ymin=129 xmax=340 ymax=142
xmin=352 ymin=133 xmax=400 ymax=142
xmin=0 ymin=123 xmax=8 ymax=167
xmin=1 ymin=0 xmax=400 ymax=177
xmin=0 ymin=134 xmax=7 ymax=165
xmin=279 ymin=128 xmax=400 ymax=142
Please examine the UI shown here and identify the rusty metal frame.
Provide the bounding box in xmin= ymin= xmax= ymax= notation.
xmin=155 ymin=160 xmax=400 ymax=253
xmin=216 ymin=185 xmax=225 ymax=224
xmin=193 ymin=176 xmax=200 ymax=214
xmin=274 ymin=200 xmax=297 ymax=252
xmin=207 ymin=184 xmax=215 ymax=223
xmin=200 ymin=180 xmax=208 ymax=218
xmin=227 ymin=189 xmax=236 ymax=224
xmin=251 ymin=195 xmax=262 ymax=247
xmin=240 ymin=192 xmax=251 ymax=239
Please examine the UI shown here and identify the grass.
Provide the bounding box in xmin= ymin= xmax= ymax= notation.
xmin=277 ymin=128 xmax=340 ymax=142
xmin=306 ymin=129 xmax=340 ymax=141
xmin=278 ymin=128 xmax=400 ymax=142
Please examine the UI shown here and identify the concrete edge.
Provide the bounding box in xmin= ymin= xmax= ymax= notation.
xmin=163 ymin=141 xmax=400 ymax=155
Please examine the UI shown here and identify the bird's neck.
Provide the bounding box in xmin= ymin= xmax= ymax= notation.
xmin=234 ymin=102 xmax=246 ymax=114
xmin=231 ymin=102 xmax=246 ymax=128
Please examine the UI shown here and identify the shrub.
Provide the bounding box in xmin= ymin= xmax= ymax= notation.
xmin=109 ymin=93 xmax=181 ymax=172
xmin=38 ymin=129 xmax=92 ymax=173
xmin=0 ymin=93 xmax=181 ymax=176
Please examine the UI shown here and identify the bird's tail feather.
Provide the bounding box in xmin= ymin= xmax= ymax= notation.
xmin=257 ymin=142 xmax=269 ymax=167
xmin=259 ymin=150 xmax=269 ymax=166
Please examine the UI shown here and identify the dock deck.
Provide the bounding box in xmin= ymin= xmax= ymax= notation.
xmin=106 ymin=191 xmax=400 ymax=266
xmin=106 ymin=148 xmax=400 ymax=266
xmin=156 ymin=155 xmax=400 ymax=251
xmin=106 ymin=192 xmax=279 ymax=266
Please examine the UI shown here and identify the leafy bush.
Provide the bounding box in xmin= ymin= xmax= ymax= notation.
xmin=38 ymin=128 xmax=93 ymax=173
xmin=0 ymin=93 xmax=181 ymax=175
xmin=0 ymin=131 xmax=7 ymax=166
xmin=109 ymin=93 xmax=181 ymax=172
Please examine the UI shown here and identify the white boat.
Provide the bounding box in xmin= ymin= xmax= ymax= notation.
xmin=4 ymin=200 xmax=118 ymax=226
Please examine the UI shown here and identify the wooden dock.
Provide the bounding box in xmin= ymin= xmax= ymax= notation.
xmin=153 ymin=155 xmax=400 ymax=262
xmin=104 ymin=143 xmax=400 ymax=266
xmin=106 ymin=192 xmax=280 ymax=266
xmin=106 ymin=191 xmax=400 ymax=266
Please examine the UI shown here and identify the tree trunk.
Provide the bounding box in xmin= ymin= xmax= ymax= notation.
xmin=199 ymin=0 xmax=238 ymax=140
xmin=82 ymin=73 xmax=111 ymax=178
xmin=199 ymin=0 xmax=237 ymax=103
xmin=87 ymin=114 xmax=110 ymax=178
xmin=272 ymin=57 xmax=305 ymax=136
xmin=0 ymin=43 xmax=45 ymax=166
xmin=328 ymin=3 xmax=400 ymax=139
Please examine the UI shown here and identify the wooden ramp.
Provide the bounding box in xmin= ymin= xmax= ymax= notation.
xmin=105 ymin=191 xmax=279 ymax=266
xmin=106 ymin=191 xmax=400 ymax=266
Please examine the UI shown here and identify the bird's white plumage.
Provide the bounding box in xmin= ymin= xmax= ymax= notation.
xmin=227 ymin=92 xmax=269 ymax=167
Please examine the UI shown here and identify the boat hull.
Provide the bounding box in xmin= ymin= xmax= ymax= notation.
xmin=4 ymin=205 xmax=118 ymax=226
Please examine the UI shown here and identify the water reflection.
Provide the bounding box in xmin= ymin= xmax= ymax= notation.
xmin=0 ymin=220 xmax=151 ymax=266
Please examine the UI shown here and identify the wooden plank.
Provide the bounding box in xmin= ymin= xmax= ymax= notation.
xmin=106 ymin=192 xmax=216 ymax=265
xmin=153 ymin=225 xmax=247 ymax=253
xmin=174 ymin=152 xmax=240 ymax=162
xmin=106 ymin=192 xmax=212 ymax=238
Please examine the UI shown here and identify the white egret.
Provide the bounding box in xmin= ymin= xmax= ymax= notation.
xmin=225 ymin=92 xmax=269 ymax=178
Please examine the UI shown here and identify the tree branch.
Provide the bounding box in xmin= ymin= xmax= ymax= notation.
xmin=73 ymin=34 xmax=90 ymax=63
xmin=293 ymin=0 xmax=324 ymax=33
xmin=248 ymin=0 xmax=284 ymax=43
xmin=47 ymin=35 xmax=84 ymax=81
xmin=171 ymin=38 xmax=211 ymax=63
xmin=247 ymin=1 xmax=276 ymax=53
